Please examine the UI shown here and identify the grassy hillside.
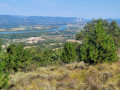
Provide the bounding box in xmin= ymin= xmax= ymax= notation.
xmin=9 ymin=61 xmax=120 ymax=90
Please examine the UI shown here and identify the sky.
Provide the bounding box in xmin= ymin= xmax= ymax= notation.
xmin=0 ymin=0 xmax=120 ymax=19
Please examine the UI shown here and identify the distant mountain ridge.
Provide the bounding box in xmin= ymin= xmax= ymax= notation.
xmin=0 ymin=15 xmax=119 ymax=29
xmin=106 ymin=18 xmax=120 ymax=25
xmin=0 ymin=15 xmax=89 ymax=29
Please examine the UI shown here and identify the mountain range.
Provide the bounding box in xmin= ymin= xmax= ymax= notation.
xmin=0 ymin=15 xmax=119 ymax=29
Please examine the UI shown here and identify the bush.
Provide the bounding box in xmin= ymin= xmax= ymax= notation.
xmin=32 ymin=48 xmax=61 ymax=66
xmin=0 ymin=39 xmax=9 ymax=89
xmin=61 ymin=43 xmax=76 ymax=63
xmin=77 ymin=20 xmax=118 ymax=64
xmin=3 ymin=44 xmax=32 ymax=72
xmin=0 ymin=60 xmax=9 ymax=89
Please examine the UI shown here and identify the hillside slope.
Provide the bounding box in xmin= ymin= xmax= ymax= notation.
xmin=9 ymin=61 xmax=120 ymax=90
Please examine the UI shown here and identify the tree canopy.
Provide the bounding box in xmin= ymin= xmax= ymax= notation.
xmin=3 ymin=44 xmax=32 ymax=72
xmin=77 ymin=20 xmax=118 ymax=64
xmin=76 ymin=19 xmax=120 ymax=47
xmin=61 ymin=43 xmax=76 ymax=63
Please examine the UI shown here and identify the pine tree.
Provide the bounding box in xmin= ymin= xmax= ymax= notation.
xmin=0 ymin=60 xmax=9 ymax=89
xmin=76 ymin=19 xmax=120 ymax=47
xmin=0 ymin=39 xmax=9 ymax=89
xmin=77 ymin=20 xmax=118 ymax=64
xmin=61 ymin=43 xmax=76 ymax=63
xmin=4 ymin=44 xmax=32 ymax=72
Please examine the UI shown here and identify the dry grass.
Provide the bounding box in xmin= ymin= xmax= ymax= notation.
xmin=10 ymin=27 xmax=26 ymax=31
xmin=0 ymin=29 xmax=5 ymax=31
xmin=8 ymin=61 xmax=120 ymax=90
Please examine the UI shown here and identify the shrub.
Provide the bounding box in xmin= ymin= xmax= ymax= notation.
xmin=0 ymin=39 xmax=9 ymax=89
xmin=31 ymin=47 xmax=61 ymax=66
xmin=61 ymin=43 xmax=76 ymax=63
xmin=0 ymin=60 xmax=9 ymax=89
xmin=3 ymin=44 xmax=32 ymax=72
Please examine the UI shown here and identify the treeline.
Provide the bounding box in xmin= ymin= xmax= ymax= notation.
xmin=0 ymin=19 xmax=120 ymax=89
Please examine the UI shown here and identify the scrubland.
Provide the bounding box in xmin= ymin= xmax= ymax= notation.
xmin=9 ymin=60 xmax=120 ymax=90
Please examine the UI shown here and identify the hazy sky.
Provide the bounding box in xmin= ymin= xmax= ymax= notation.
xmin=0 ymin=0 xmax=120 ymax=19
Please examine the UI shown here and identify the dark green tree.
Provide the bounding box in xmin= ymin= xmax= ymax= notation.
xmin=0 ymin=39 xmax=9 ymax=89
xmin=61 ymin=43 xmax=76 ymax=63
xmin=76 ymin=32 xmax=85 ymax=41
xmin=77 ymin=20 xmax=118 ymax=64
xmin=0 ymin=60 xmax=9 ymax=89
xmin=108 ymin=21 xmax=120 ymax=34
xmin=4 ymin=44 xmax=32 ymax=72
xmin=76 ymin=19 xmax=120 ymax=47
xmin=108 ymin=21 xmax=120 ymax=47
xmin=31 ymin=47 xmax=61 ymax=66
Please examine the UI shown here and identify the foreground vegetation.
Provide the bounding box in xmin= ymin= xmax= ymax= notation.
xmin=0 ymin=19 xmax=120 ymax=89
xmin=8 ymin=61 xmax=120 ymax=90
